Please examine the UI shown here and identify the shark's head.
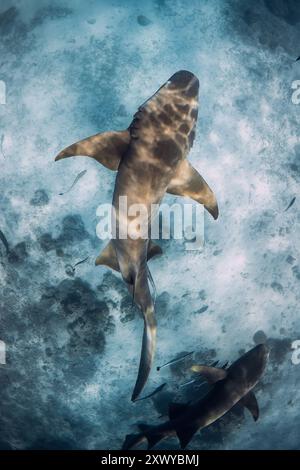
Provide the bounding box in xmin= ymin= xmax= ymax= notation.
xmin=161 ymin=71 xmax=199 ymax=150
xmin=134 ymin=70 xmax=200 ymax=160
xmin=228 ymin=344 xmax=269 ymax=391
xmin=167 ymin=70 xmax=199 ymax=99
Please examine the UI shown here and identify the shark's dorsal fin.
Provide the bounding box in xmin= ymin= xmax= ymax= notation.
xmin=167 ymin=159 xmax=219 ymax=220
xmin=175 ymin=423 xmax=199 ymax=449
xmin=190 ymin=365 xmax=227 ymax=384
xmin=55 ymin=129 xmax=130 ymax=171
xmin=95 ymin=240 xmax=120 ymax=271
xmin=240 ymin=391 xmax=259 ymax=421
xmin=168 ymin=402 xmax=189 ymax=421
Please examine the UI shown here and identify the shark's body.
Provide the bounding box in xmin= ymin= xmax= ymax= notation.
xmin=55 ymin=70 xmax=218 ymax=401
xmin=123 ymin=344 xmax=269 ymax=449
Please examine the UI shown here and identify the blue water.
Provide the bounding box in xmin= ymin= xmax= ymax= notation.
xmin=0 ymin=0 xmax=300 ymax=450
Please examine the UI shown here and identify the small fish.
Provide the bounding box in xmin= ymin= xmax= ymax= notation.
xmin=65 ymin=256 xmax=89 ymax=276
xmin=59 ymin=170 xmax=87 ymax=195
xmin=65 ymin=264 xmax=75 ymax=277
xmin=73 ymin=256 xmax=89 ymax=268
xmin=179 ymin=378 xmax=198 ymax=388
xmin=157 ymin=351 xmax=194 ymax=371
xmin=134 ymin=383 xmax=167 ymax=402
xmin=284 ymin=196 xmax=296 ymax=212
xmin=296 ymin=56 xmax=300 ymax=61
xmin=0 ymin=230 xmax=9 ymax=254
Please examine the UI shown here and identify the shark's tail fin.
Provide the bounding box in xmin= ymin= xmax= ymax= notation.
xmin=131 ymin=268 xmax=157 ymax=402
xmin=131 ymin=305 xmax=156 ymax=401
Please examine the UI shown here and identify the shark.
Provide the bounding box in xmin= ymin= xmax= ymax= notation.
xmin=122 ymin=344 xmax=269 ymax=449
xmin=54 ymin=70 xmax=218 ymax=401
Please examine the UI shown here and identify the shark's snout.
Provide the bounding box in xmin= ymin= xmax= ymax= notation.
xmin=168 ymin=70 xmax=199 ymax=97
xmin=256 ymin=343 xmax=270 ymax=360
xmin=250 ymin=343 xmax=269 ymax=373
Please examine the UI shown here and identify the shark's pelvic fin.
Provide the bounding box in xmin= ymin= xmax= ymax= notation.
xmin=138 ymin=424 xmax=162 ymax=450
xmin=190 ymin=365 xmax=227 ymax=384
xmin=55 ymin=129 xmax=130 ymax=171
xmin=122 ymin=433 xmax=144 ymax=450
xmin=95 ymin=240 xmax=162 ymax=273
xmin=167 ymin=159 xmax=219 ymax=220
xmin=147 ymin=240 xmax=163 ymax=261
xmin=240 ymin=391 xmax=259 ymax=421
xmin=168 ymin=402 xmax=189 ymax=421
xmin=95 ymin=240 xmax=120 ymax=271
xmin=175 ymin=423 xmax=199 ymax=449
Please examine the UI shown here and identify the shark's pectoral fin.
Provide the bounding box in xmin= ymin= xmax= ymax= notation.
xmin=167 ymin=159 xmax=219 ymax=220
xmin=190 ymin=365 xmax=227 ymax=384
xmin=95 ymin=240 xmax=120 ymax=272
xmin=175 ymin=423 xmax=199 ymax=449
xmin=147 ymin=240 xmax=163 ymax=261
xmin=168 ymin=402 xmax=190 ymax=421
xmin=240 ymin=391 xmax=259 ymax=421
xmin=55 ymin=129 xmax=130 ymax=171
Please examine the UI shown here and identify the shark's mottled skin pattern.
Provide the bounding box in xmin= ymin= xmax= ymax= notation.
xmin=123 ymin=344 xmax=269 ymax=449
xmin=55 ymin=70 xmax=218 ymax=400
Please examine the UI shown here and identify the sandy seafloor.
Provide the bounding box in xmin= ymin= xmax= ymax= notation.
xmin=0 ymin=0 xmax=300 ymax=450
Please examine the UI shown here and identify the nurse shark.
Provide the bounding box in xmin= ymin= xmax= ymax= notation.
xmin=55 ymin=70 xmax=218 ymax=401
xmin=123 ymin=344 xmax=269 ymax=449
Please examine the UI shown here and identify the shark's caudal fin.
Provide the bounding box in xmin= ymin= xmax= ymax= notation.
xmin=95 ymin=242 xmax=160 ymax=401
xmin=167 ymin=159 xmax=219 ymax=220
xmin=131 ymin=269 xmax=157 ymax=402
xmin=131 ymin=305 xmax=157 ymax=401
xmin=55 ymin=129 xmax=130 ymax=171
